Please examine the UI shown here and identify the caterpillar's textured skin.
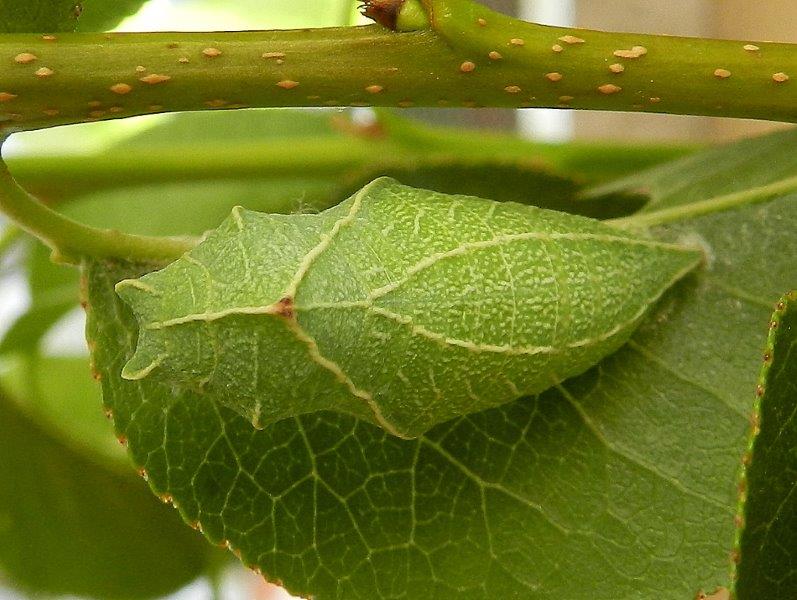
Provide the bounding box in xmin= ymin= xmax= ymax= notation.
xmin=116 ymin=178 xmax=701 ymax=438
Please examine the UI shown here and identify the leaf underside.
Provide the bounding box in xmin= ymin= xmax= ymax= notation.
xmin=115 ymin=178 xmax=699 ymax=438
xmin=734 ymin=291 xmax=797 ymax=599
xmin=87 ymin=124 xmax=797 ymax=599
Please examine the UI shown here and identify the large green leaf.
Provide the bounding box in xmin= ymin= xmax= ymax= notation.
xmin=0 ymin=0 xmax=79 ymax=32
xmin=116 ymin=178 xmax=699 ymax=438
xmin=4 ymin=107 xmax=672 ymax=356
xmin=86 ymin=127 xmax=797 ymax=598
xmin=0 ymin=385 xmax=214 ymax=599
xmin=734 ymin=291 xmax=797 ymax=599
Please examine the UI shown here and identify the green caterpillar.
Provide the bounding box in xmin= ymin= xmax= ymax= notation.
xmin=117 ymin=178 xmax=700 ymax=438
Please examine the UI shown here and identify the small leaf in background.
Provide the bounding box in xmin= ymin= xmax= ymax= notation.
xmin=86 ymin=128 xmax=797 ymax=599
xmin=1 ymin=0 xmax=354 ymax=33
xmin=0 ymin=0 xmax=79 ymax=32
xmin=0 ymin=238 xmax=77 ymax=356
xmin=586 ymin=127 xmax=797 ymax=211
xmin=0 ymin=387 xmax=216 ymax=599
xmin=734 ymin=291 xmax=797 ymax=599
xmin=116 ymin=178 xmax=700 ymax=438
xmin=0 ymin=355 xmax=126 ymax=465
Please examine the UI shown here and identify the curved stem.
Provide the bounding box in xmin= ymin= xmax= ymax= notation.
xmin=0 ymin=151 xmax=195 ymax=264
xmin=607 ymin=175 xmax=797 ymax=229
xmin=0 ymin=0 xmax=794 ymax=133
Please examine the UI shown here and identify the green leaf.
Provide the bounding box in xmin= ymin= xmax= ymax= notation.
xmin=0 ymin=239 xmax=77 ymax=356
xmin=86 ymin=128 xmax=797 ymax=599
xmin=734 ymin=291 xmax=797 ymax=599
xmin=586 ymin=127 xmax=797 ymax=211
xmin=0 ymin=355 xmax=127 ymax=465
xmin=0 ymin=385 xmax=214 ymax=599
xmin=0 ymin=0 xmax=80 ymax=32
xmin=115 ymin=178 xmax=700 ymax=438
xmin=76 ymin=0 xmax=147 ymax=32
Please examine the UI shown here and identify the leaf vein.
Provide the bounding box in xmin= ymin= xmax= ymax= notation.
xmin=420 ymin=437 xmax=571 ymax=536
xmin=627 ymin=340 xmax=747 ymax=418
xmin=703 ymin=275 xmax=776 ymax=310
xmin=367 ymin=232 xmax=694 ymax=301
xmin=556 ymin=382 xmax=733 ymax=511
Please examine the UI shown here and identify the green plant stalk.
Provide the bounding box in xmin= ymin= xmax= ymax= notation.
xmin=0 ymin=157 xmax=195 ymax=264
xmin=0 ymin=0 xmax=794 ymax=134
xmin=5 ymin=134 xmax=692 ymax=201
xmin=419 ymin=0 xmax=796 ymax=121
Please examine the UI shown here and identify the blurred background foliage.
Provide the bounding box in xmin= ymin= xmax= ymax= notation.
xmin=0 ymin=0 xmax=793 ymax=599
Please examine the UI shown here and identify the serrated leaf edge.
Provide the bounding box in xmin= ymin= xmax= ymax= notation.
xmin=729 ymin=289 xmax=797 ymax=598
xmin=84 ymin=262 xmax=287 ymax=591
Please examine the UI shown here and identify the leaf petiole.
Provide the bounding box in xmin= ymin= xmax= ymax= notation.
xmin=0 ymin=149 xmax=195 ymax=265
xmin=607 ymin=175 xmax=797 ymax=229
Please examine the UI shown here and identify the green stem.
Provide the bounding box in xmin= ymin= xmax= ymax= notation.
xmin=0 ymin=153 xmax=195 ymax=264
xmin=608 ymin=175 xmax=797 ymax=229
xmin=0 ymin=0 xmax=794 ymax=133
xmin=5 ymin=127 xmax=691 ymax=201
xmin=420 ymin=0 xmax=796 ymax=121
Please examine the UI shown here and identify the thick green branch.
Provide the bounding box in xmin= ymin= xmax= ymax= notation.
xmin=418 ymin=0 xmax=796 ymax=122
xmin=0 ymin=154 xmax=194 ymax=264
xmin=0 ymin=0 xmax=794 ymax=132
